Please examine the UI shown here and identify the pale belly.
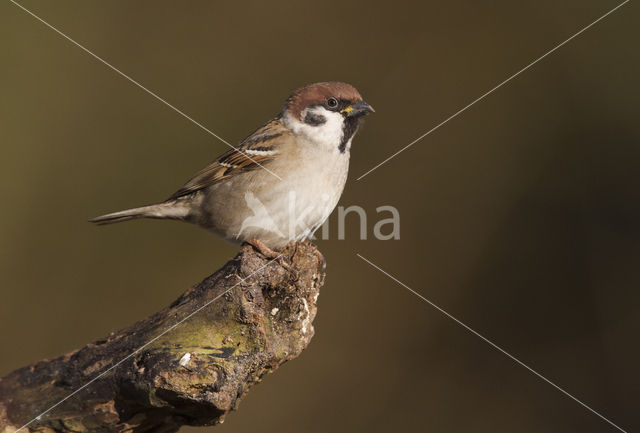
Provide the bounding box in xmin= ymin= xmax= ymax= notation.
xmin=196 ymin=147 xmax=349 ymax=248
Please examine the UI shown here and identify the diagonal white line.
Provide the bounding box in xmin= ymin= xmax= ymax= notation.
xmin=356 ymin=253 xmax=627 ymax=433
xmin=8 ymin=0 xmax=282 ymax=181
xmin=14 ymin=255 xmax=283 ymax=433
xmin=357 ymin=0 xmax=631 ymax=181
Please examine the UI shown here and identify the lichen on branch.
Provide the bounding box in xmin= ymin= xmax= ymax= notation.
xmin=0 ymin=242 xmax=325 ymax=433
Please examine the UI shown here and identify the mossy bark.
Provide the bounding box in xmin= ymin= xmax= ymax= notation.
xmin=0 ymin=242 xmax=325 ymax=433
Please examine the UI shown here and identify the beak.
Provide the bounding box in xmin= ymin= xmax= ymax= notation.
xmin=341 ymin=100 xmax=375 ymax=117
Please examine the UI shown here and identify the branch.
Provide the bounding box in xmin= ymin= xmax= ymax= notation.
xmin=0 ymin=242 xmax=325 ymax=433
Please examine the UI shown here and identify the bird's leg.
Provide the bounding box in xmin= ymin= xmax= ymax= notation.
xmin=245 ymin=238 xmax=298 ymax=280
xmin=245 ymin=238 xmax=280 ymax=259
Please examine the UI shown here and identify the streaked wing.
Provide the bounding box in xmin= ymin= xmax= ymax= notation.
xmin=167 ymin=117 xmax=289 ymax=200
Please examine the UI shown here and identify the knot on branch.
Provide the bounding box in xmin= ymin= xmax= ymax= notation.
xmin=0 ymin=242 xmax=326 ymax=433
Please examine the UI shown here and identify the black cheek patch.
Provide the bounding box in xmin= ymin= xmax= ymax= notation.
xmin=304 ymin=112 xmax=327 ymax=126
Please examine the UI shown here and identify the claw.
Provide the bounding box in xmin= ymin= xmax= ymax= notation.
xmin=302 ymin=240 xmax=326 ymax=271
xmin=244 ymin=238 xmax=298 ymax=280
xmin=245 ymin=238 xmax=280 ymax=259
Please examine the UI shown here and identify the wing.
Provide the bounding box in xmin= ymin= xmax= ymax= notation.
xmin=167 ymin=117 xmax=289 ymax=200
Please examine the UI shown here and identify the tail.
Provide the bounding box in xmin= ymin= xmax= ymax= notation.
xmin=89 ymin=201 xmax=190 ymax=225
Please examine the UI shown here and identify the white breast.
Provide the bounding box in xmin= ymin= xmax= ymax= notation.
xmin=199 ymin=112 xmax=351 ymax=248
xmin=245 ymin=137 xmax=349 ymax=246
xmin=211 ymin=138 xmax=348 ymax=248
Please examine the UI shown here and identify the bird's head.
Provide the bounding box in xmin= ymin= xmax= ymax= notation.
xmin=282 ymin=82 xmax=374 ymax=153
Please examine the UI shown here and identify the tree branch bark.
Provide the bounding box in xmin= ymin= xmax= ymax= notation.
xmin=0 ymin=242 xmax=325 ymax=433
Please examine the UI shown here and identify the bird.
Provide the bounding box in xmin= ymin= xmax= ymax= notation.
xmin=90 ymin=82 xmax=374 ymax=257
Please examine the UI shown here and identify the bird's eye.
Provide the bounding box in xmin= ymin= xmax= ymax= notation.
xmin=326 ymin=97 xmax=339 ymax=110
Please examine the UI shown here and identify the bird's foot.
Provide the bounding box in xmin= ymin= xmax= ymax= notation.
xmin=245 ymin=238 xmax=280 ymax=259
xmin=245 ymin=238 xmax=298 ymax=280
xmin=301 ymin=239 xmax=326 ymax=271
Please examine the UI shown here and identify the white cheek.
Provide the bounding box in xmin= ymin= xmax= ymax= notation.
xmin=284 ymin=107 xmax=344 ymax=151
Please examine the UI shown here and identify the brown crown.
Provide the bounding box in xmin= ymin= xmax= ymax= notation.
xmin=284 ymin=82 xmax=363 ymax=120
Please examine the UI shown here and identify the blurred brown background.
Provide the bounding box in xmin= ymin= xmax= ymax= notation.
xmin=1 ymin=1 xmax=638 ymax=432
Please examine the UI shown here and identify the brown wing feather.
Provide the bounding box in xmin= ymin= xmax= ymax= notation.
xmin=167 ymin=117 xmax=288 ymax=200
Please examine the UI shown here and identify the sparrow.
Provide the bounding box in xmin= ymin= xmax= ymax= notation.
xmin=90 ymin=82 xmax=374 ymax=255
